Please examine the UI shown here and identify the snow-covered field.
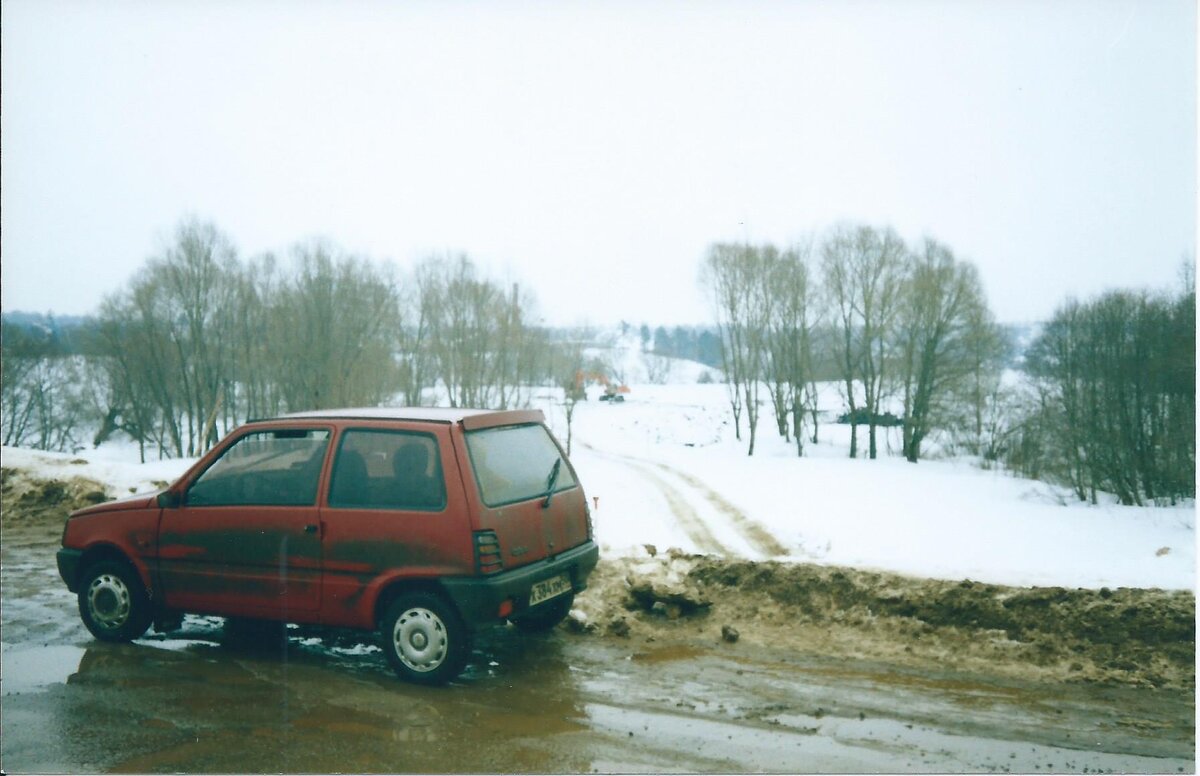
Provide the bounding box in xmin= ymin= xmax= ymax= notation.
xmin=540 ymin=383 xmax=1194 ymax=591
xmin=4 ymin=346 xmax=1193 ymax=593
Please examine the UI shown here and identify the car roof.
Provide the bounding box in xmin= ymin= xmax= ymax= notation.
xmin=270 ymin=407 xmax=545 ymax=429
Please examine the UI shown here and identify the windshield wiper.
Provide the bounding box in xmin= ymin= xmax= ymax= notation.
xmin=541 ymin=458 xmax=562 ymax=509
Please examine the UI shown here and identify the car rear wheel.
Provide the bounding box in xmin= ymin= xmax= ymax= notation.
xmin=380 ymin=592 xmax=470 ymax=685
xmin=512 ymin=594 xmax=574 ymax=633
xmin=78 ymin=560 xmax=152 ymax=642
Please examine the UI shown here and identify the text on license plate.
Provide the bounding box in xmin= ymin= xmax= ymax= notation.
xmin=529 ymin=574 xmax=572 ymax=606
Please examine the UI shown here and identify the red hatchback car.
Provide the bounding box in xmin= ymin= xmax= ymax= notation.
xmin=57 ymin=408 xmax=599 ymax=684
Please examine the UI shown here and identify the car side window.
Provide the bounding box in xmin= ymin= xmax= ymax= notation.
xmin=328 ymin=430 xmax=446 ymax=511
xmin=186 ymin=429 xmax=330 ymax=507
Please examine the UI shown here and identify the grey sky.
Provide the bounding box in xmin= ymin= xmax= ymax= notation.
xmin=1 ymin=0 xmax=1194 ymax=327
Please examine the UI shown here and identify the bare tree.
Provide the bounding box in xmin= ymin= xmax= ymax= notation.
xmin=821 ymin=224 xmax=906 ymax=459
xmin=269 ymin=241 xmax=400 ymax=411
xmin=418 ymin=253 xmax=544 ymax=409
xmin=961 ymin=304 xmax=1012 ymax=455
xmin=1023 ymin=284 xmax=1195 ymax=505
xmin=701 ymin=242 xmax=776 ymax=455
xmin=78 ymin=220 xmax=561 ymax=458
xmin=550 ymin=341 xmax=587 ymax=455
xmin=394 ymin=275 xmax=434 ymax=407
xmin=701 ymin=243 xmax=748 ymax=441
xmin=158 ymin=218 xmax=241 ymax=453
xmin=231 ymin=253 xmax=285 ymax=421
xmin=1 ymin=320 xmax=43 ymax=447
xmin=821 ymin=228 xmax=863 ymax=458
xmin=0 ymin=321 xmax=89 ymax=452
xmin=765 ymin=241 xmax=817 ymax=456
xmin=894 ymin=238 xmax=1000 ymax=463
xmin=91 ymin=218 xmax=242 ymax=458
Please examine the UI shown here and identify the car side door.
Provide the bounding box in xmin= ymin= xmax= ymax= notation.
xmin=157 ymin=427 xmax=330 ymax=618
xmin=319 ymin=426 xmax=473 ymax=626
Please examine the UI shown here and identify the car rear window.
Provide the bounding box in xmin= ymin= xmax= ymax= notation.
xmin=465 ymin=423 xmax=576 ymax=507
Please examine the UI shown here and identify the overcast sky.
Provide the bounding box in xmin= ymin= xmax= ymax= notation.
xmin=1 ymin=0 xmax=1194 ymax=327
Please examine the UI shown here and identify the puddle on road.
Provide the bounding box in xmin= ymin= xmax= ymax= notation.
xmin=584 ymin=700 xmax=895 ymax=772
xmin=0 ymin=623 xmax=1192 ymax=774
xmin=629 ymin=643 xmax=708 ymax=663
xmin=1 ymin=644 xmax=85 ymax=694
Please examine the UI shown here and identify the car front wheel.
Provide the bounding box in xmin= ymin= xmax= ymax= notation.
xmin=78 ymin=560 xmax=152 ymax=642
xmin=380 ymin=592 xmax=470 ymax=685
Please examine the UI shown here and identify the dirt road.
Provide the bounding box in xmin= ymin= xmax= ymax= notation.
xmin=2 ymin=467 xmax=1194 ymax=773
xmin=3 ymin=620 xmax=1194 ymax=773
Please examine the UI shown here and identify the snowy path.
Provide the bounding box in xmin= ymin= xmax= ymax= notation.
xmin=649 ymin=459 xmax=788 ymax=557
xmin=577 ymin=443 xmax=788 ymax=561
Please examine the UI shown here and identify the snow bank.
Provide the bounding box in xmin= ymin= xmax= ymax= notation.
xmin=1 ymin=446 xmax=194 ymax=497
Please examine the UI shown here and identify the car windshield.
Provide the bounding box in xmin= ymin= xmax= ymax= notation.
xmin=465 ymin=423 xmax=577 ymax=507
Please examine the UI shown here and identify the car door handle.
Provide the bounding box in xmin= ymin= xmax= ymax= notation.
xmin=304 ymin=524 xmax=319 ymax=534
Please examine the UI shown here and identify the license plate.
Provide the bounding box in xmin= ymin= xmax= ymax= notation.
xmin=528 ymin=574 xmax=572 ymax=606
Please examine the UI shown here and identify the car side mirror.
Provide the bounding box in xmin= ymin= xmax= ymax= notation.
xmin=157 ymin=490 xmax=182 ymax=509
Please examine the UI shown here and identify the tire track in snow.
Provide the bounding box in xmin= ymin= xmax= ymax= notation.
xmin=624 ymin=460 xmax=733 ymax=556
xmin=650 ymin=462 xmax=789 ymax=558
xmin=579 ymin=443 xmax=787 ymax=558
xmin=579 ymin=443 xmax=732 ymax=555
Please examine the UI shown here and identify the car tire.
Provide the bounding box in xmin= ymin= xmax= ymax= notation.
xmin=512 ymin=594 xmax=574 ymax=634
xmin=380 ymin=592 xmax=470 ymax=685
xmin=78 ymin=560 xmax=152 ymax=642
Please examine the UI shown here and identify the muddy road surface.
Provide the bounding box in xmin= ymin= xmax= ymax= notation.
xmin=2 ymin=468 xmax=1195 ymax=773
xmin=4 ymin=623 xmax=1194 ymax=774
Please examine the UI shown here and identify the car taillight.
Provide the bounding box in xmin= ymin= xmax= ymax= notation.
xmin=474 ymin=530 xmax=503 ymax=574
xmin=585 ymin=501 xmax=594 ymax=540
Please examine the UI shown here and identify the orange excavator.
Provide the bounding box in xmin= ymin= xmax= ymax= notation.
xmin=574 ymin=370 xmax=631 ymax=402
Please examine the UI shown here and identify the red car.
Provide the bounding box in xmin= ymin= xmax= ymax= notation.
xmin=57 ymin=408 xmax=599 ymax=684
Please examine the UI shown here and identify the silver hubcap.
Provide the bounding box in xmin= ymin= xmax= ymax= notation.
xmin=87 ymin=573 xmax=131 ymax=629
xmin=393 ymin=607 xmax=448 ymax=673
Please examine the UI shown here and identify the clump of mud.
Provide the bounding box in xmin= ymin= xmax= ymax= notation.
xmin=1 ymin=467 xmax=111 ymax=528
xmin=571 ymin=552 xmax=1196 ymax=691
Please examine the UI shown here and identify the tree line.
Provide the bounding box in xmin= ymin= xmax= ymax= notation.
xmin=699 ymin=222 xmax=1194 ymax=505
xmin=701 ymin=225 xmax=1008 ymax=461
xmin=2 ymin=218 xmax=563 ymax=461
xmin=3 ymin=217 xmax=1192 ymax=505
xmin=1016 ymin=278 xmax=1195 ymax=505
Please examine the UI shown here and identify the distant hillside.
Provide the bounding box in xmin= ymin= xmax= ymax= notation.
xmin=1 ymin=311 xmax=98 ymax=354
xmin=546 ymin=323 xmax=724 ymax=371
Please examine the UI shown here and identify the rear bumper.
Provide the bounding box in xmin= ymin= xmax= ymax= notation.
xmin=57 ymin=548 xmax=83 ymax=592
xmin=441 ymin=541 xmax=600 ymax=628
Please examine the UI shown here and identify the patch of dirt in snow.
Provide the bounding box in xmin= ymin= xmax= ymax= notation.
xmin=1 ymin=466 xmax=114 ymax=541
xmin=569 ymin=551 xmax=1195 ymax=691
